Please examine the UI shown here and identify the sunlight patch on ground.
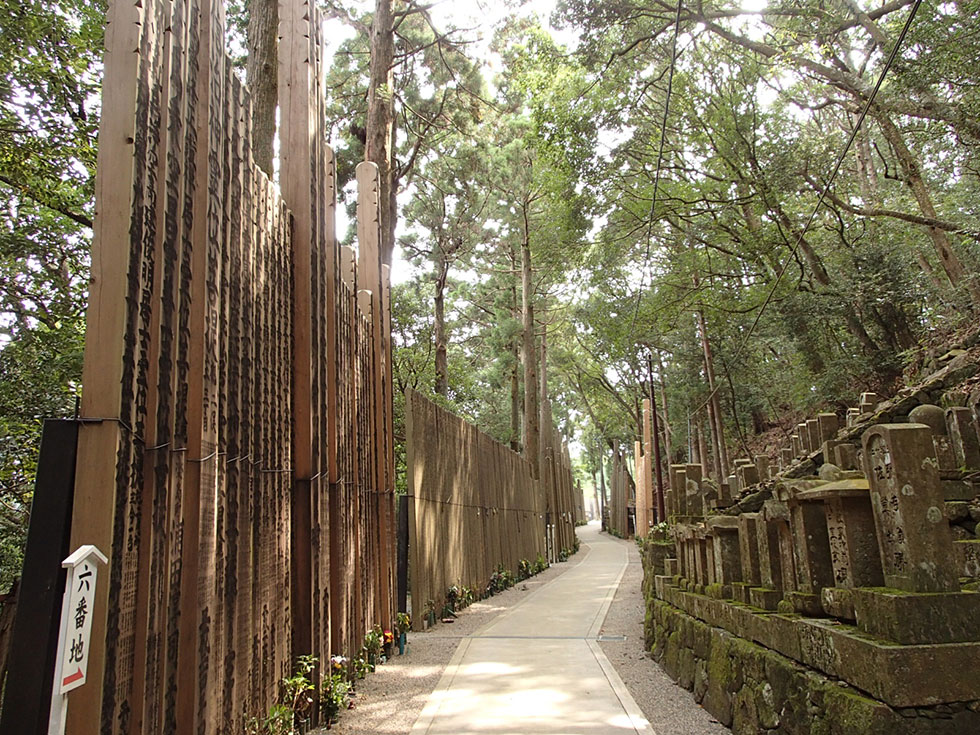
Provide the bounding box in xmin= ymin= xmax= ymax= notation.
xmin=608 ymin=713 xmax=652 ymax=730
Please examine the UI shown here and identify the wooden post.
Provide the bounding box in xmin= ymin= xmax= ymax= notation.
xmin=647 ymin=354 xmax=666 ymax=523
xmin=66 ymin=0 xmax=157 ymax=728
xmin=357 ymin=162 xmax=392 ymax=628
xmin=279 ymin=0 xmax=315 ymax=664
xmin=0 ymin=420 xmax=79 ymax=735
xmin=634 ymin=440 xmax=646 ymax=537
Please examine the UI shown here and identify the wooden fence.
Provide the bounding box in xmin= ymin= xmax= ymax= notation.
xmin=64 ymin=0 xmax=394 ymax=732
xmin=405 ymin=390 xmax=576 ymax=629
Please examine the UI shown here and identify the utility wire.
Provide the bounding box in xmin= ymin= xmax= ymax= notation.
xmin=689 ymin=0 xmax=923 ymax=418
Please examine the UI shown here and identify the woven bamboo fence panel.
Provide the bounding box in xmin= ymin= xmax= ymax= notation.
xmin=406 ymin=390 xmax=576 ymax=630
xmin=64 ymin=0 xmax=394 ymax=732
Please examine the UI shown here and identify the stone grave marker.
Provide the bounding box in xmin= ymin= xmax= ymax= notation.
xmin=788 ymin=492 xmax=835 ymax=602
xmin=797 ymin=423 xmax=810 ymax=453
xmin=947 ymin=407 xmax=980 ymax=470
xmin=780 ymin=447 xmax=793 ymax=471
xmin=670 ymin=465 xmax=688 ymax=516
xmin=909 ymin=404 xmax=957 ymax=470
xmin=736 ymin=462 xmax=759 ymax=489
xmin=806 ymin=419 xmax=821 ymax=454
xmin=708 ymin=516 xmax=742 ymax=588
xmin=833 ymin=443 xmax=858 ymax=471
xmin=685 ymin=464 xmax=704 ymax=516
xmin=817 ymin=412 xmax=839 ymax=444
xmin=861 ymin=423 xmax=960 ymax=593
xmin=738 ymin=513 xmax=763 ymax=587
xmin=859 ymin=392 xmax=879 ymax=415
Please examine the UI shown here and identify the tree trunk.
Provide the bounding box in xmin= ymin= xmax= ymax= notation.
xmin=853 ymin=116 xmax=880 ymax=204
xmin=510 ymin=242 xmax=521 ymax=451
xmin=697 ymin=415 xmax=709 ymax=471
xmin=521 ymin=231 xmax=539 ymax=478
xmin=656 ymin=353 xmax=673 ymax=467
xmin=366 ymin=0 xmax=396 ymax=265
xmin=597 ymin=448 xmax=607 ymax=529
xmin=876 ymin=112 xmax=980 ymax=304
xmin=433 ymin=243 xmax=448 ymax=396
xmin=246 ymin=0 xmax=278 ymax=177
xmin=697 ymin=309 xmax=728 ymax=480
xmin=510 ymin=337 xmax=521 ymax=452
xmin=917 ymin=251 xmax=953 ymax=294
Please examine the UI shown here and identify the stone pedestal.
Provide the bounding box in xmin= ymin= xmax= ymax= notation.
xmin=749 ymin=587 xmax=782 ymax=611
xmin=853 ymin=588 xmax=980 ymax=644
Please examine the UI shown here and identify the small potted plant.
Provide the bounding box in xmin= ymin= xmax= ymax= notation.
xmin=382 ymin=628 xmax=394 ymax=658
xmin=395 ymin=612 xmax=411 ymax=654
xmin=363 ymin=625 xmax=383 ymax=669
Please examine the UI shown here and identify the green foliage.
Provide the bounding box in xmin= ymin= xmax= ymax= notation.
xmin=244 ymin=655 xmax=319 ymax=735
xmin=282 ymin=655 xmax=317 ymax=724
xmin=0 ymin=0 xmax=101 ymax=590
xmin=517 ymin=558 xmax=532 ymax=581
xmin=486 ymin=564 xmax=515 ymax=596
xmin=320 ymin=667 xmax=352 ymax=725
xmin=243 ymin=704 xmax=295 ymax=735
xmin=363 ymin=625 xmax=382 ymax=656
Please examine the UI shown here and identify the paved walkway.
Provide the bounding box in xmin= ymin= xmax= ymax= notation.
xmin=409 ymin=524 xmax=653 ymax=734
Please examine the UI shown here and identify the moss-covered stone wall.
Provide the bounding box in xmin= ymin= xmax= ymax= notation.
xmin=643 ymin=575 xmax=980 ymax=734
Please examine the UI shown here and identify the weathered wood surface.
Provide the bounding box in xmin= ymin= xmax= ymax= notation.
xmin=406 ymin=391 xmax=576 ymax=630
xmin=66 ymin=0 xmax=394 ymax=731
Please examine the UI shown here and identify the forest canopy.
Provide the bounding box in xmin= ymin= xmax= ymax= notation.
xmin=1 ymin=0 xmax=978 ymax=586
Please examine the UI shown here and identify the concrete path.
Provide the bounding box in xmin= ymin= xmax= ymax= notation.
xmin=409 ymin=524 xmax=653 ymax=735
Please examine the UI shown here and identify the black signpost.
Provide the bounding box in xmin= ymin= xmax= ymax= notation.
xmin=0 ymin=419 xmax=79 ymax=734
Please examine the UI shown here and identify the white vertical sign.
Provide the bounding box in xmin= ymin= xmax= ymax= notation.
xmin=48 ymin=545 xmax=107 ymax=735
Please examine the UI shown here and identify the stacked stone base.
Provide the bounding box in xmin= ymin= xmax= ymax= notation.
xmin=644 ymin=589 xmax=980 ymax=735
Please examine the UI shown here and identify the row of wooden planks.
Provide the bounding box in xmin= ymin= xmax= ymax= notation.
xmin=64 ymin=0 xmax=395 ymax=733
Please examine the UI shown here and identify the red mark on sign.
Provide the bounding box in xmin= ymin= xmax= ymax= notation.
xmin=62 ymin=668 xmax=84 ymax=687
